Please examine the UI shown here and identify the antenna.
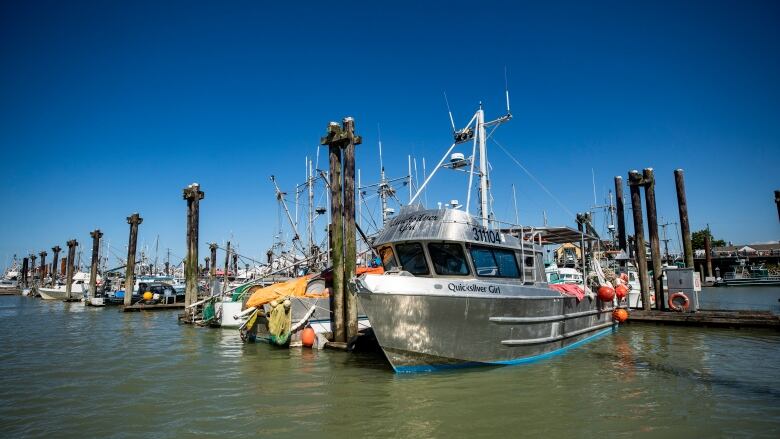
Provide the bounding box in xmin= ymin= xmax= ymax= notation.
xmin=591 ymin=168 xmax=597 ymax=206
xmin=504 ymin=66 xmax=511 ymax=115
xmin=444 ymin=91 xmax=456 ymax=133
xmin=377 ymin=124 xmax=384 ymax=172
xmin=512 ymin=183 xmax=519 ymax=225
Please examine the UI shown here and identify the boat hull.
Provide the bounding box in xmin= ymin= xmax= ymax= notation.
xmin=357 ymin=289 xmax=615 ymax=372
xmin=38 ymin=286 xmax=85 ymax=301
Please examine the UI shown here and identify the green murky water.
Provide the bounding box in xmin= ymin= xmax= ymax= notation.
xmin=1 ymin=294 xmax=779 ymax=438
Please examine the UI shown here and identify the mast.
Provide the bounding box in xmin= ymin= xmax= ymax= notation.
xmin=308 ymin=157 xmax=315 ymax=257
xmin=477 ymin=104 xmax=489 ymax=227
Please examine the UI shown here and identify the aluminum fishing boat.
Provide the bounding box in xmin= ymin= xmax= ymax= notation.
xmin=354 ymin=207 xmax=615 ymax=372
xmin=352 ymin=96 xmax=615 ymax=372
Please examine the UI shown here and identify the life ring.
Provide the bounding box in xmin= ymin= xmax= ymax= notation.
xmin=668 ymin=292 xmax=690 ymax=312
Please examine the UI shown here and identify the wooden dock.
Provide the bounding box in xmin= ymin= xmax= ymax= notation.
xmin=626 ymin=310 xmax=780 ymax=329
xmin=121 ymin=302 xmax=185 ymax=312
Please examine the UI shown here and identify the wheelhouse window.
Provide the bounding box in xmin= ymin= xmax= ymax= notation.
xmin=395 ymin=242 xmax=430 ymax=275
xmin=378 ymin=246 xmax=399 ymax=271
xmin=428 ymin=243 xmax=470 ymax=276
xmin=468 ymin=245 xmax=520 ymax=278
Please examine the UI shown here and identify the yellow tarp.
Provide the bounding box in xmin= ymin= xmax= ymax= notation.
xmin=245 ymin=275 xmax=315 ymax=309
xmin=244 ymin=267 xmax=385 ymax=310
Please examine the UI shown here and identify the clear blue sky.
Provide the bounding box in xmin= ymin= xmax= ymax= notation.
xmin=1 ymin=0 xmax=778 ymax=267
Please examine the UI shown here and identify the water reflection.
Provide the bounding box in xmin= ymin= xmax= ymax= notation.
xmin=0 ymin=295 xmax=779 ymax=438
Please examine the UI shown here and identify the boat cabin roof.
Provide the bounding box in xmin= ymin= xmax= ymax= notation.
xmin=373 ymin=206 xmax=542 ymax=252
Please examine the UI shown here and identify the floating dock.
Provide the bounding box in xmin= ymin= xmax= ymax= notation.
xmin=121 ymin=302 xmax=185 ymax=312
xmin=626 ymin=310 xmax=780 ymax=329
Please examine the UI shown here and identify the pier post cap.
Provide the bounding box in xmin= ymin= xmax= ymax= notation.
xmin=675 ymin=168 xmax=684 ymax=173
xmin=182 ymin=183 xmax=204 ymax=200
xmin=643 ymin=167 xmax=654 ymax=172
xmin=127 ymin=213 xmax=143 ymax=225
xmin=66 ymin=239 xmax=78 ymax=247
xmin=90 ymin=229 xmax=103 ymax=239
xmin=52 ymin=245 xmax=61 ymax=253
xmin=39 ymin=250 xmax=47 ymax=257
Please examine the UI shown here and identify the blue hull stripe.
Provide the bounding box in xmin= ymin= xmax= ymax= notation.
xmin=393 ymin=325 xmax=616 ymax=373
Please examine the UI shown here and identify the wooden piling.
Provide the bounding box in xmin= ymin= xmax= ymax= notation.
xmin=342 ymin=117 xmax=361 ymax=341
xmin=60 ymin=258 xmax=66 ymax=279
xmin=322 ymin=121 xmax=346 ymax=343
xmin=209 ymin=244 xmax=217 ymax=277
xmin=51 ymin=246 xmax=61 ymax=284
xmin=643 ymin=169 xmax=664 ymax=310
xmin=232 ymin=253 xmax=238 ymax=280
xmin=124 ymin=213 xmax=143 ymax=306
xmin=704 ymin=234 xmax=713 ymax=278
xmin=674 ymin=169 xmax=694 ymax=268
xmin=21 ymin=257 xmax=29 ymax=289
xmin=29 ymin=254 xmax=37 ymax=287
xmin=614 ymin=176 xmax=627 ymax=256
xmin=775 ymin=190 xmax=780 ymax=222
xmin=628 ymin=171 xmax=651 ymax=311
xmin=183 ymin=184 xmax=204 ymax=309
xmin=39 ymin=251 xmax=47 ymax=286
xmin=65 ymin=240 xmax=78 ymax=300
xmin=89 ymin=229 xmax=102 ymax=301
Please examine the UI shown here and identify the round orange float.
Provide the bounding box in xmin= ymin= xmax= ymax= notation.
xmin=612 ymin=308 xmax=629 ymax=322
xmin=615 ymin=284 xmax=628 ymax=300
xmin=301 ymin=326 xmax=316 ymax=347
xmin=597 ymin=285 xmax=615 ymax=302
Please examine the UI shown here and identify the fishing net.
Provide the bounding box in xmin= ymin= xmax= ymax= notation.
xmin=268 ymin=301 xmax=292 ymax=346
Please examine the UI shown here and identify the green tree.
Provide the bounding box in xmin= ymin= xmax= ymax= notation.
xmin=692 ymin=229 xmax=726 ymax=250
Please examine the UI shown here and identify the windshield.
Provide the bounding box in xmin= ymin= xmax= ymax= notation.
xmin=428 ymin=243 xmax=470 ymax=276
xmin=395 ymin=243 xmax=430 ymax=275
xmin=468 ymin=245 xmax=520 ymax=278
xmin=378 ymin=246 xmax=399 ymax=271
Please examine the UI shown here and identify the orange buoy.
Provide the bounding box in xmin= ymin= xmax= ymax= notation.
xmin=613 ymin=308 xmax=629 ymax=323
xmin=301 ymin=326 xmax=316 ymax=348
xmin=597 ymin=285 xmax=615 ymax=302
xmin=615 ymin=284 xmax=628 ymax=300
xmin=142 ymin=291 xmax=153 ymax=301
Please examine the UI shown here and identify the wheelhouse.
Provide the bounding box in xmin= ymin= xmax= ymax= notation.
xmin=372 ymin=207 xmax=546 ymax=284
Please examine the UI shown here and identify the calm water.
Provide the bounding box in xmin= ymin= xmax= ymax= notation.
xmin=1 ymin=294 xmax=779 ymax=438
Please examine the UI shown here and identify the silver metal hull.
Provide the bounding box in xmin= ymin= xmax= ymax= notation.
xmin=358 ymin=289 xmax=615 ymax=372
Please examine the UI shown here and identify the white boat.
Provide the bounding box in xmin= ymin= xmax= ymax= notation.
xmin=38 ymin=272 xmax=93 ymax=300
xmin=0 ymin=266 xmax=21 ymax=293
xmin=546 ymin=263 xmax=585 ymax=286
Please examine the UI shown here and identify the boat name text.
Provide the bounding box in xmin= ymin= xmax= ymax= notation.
xmin=448 ymin=283 xmax=501 ymax=294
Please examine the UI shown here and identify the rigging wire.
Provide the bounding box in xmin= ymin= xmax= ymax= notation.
xmin=491 ymin=138 xmax=576 ymax=220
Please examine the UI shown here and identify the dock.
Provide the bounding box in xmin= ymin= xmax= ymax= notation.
xmin=121 ymin=302 xmax=186 ymax=312
xmin=626 ymin=310 xmax=780 ymax=329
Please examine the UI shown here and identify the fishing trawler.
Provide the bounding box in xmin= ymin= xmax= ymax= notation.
xmin=353 ymin=96 xmax=616 ymax=372
xmin=38 ymin=271 xmax=93 ymax=300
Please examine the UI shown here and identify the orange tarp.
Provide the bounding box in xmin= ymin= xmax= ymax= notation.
xmin=244 ymin=267 xmax=384 ymax=309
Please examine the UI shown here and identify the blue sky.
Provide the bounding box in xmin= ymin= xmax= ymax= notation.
xmin=1 ymin=0 xmax=778 ymax=267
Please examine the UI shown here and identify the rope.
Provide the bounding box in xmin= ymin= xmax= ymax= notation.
xmin=492 ymin=138 xmax=577 ymax=220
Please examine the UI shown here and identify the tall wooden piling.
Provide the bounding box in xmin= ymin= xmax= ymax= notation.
xmin=209 ymin=244 xmax=217 ymax=277
xmin=322 ymin=121 xmax=346 ymax=343
xmin=704 ymin=234 xmax=713 ymax=278
xmin=30 ymin=254 xmax=37 ymax=287
xmin=89 ymin=229 xmax=102 ymax=301
xmin=39 ymin=251 xmax=47 ymax=286
xmin=674 ymin=169 xmax=694 ymax=268
xmin=232 ymin=254 xmax=238 ymax=279
xmin=65 ymin=240 xmax=77 ymax=300
xmin=124 ymin=214 xmax=143 ymax=306
xmin=51 ymin=246 xmax=61 ymax=284
xmin=628 ymin=171 xmax=651 ymax=311
xmin=342 ymin=117 xmax=361 ymax=341
xmin=183 ymin=183 xmax=204 ymax=309
xmin=774 ymin=190 xmax=779 ymax=222
xmin=643 ymin=169 xmax=664 ymax=310
xmin=614 ymin=176 xmax=627 ymax=256
xmin=21 ymin=257 xmax=29 ymax=288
